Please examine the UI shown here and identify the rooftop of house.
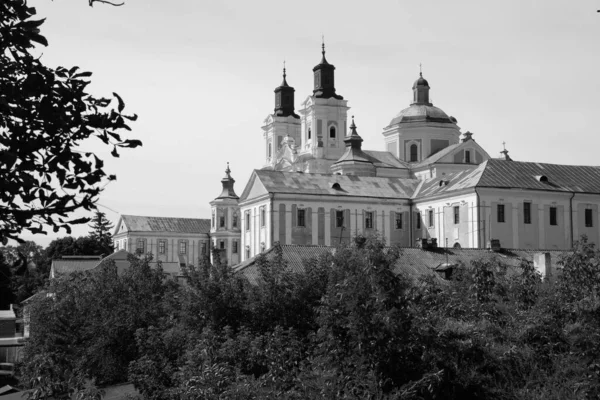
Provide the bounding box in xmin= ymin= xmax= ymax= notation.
xmin=116 ymin=215 xmax=211 ymax=235
xmin=414 ymin=159 xmax=600 ymax=199
xmin=247 ymin=170 xmax=420 ymax=200
xmin=233 ymin=244 xmax=567 ymax=286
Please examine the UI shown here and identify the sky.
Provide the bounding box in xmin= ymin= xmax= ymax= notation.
xmin=15 ymin=0 xmax=600 ymax=247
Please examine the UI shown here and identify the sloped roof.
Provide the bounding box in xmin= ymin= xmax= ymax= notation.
xmin=249 ymin=170 xmax=420 ymax=200
xmin=51 ymin=258 xmax=102 ymax=275
xmin=234 ymin=244 xmax=567 ymax=286
xmin=413 ymin=143 xmax=461 ymax=168
xmin=477 ymin=159 xmax=600 ymax=193
xmin=414 ymin=159 xmax=600 ymax=199
xmin=363 ymin=150 xmax=409 ymax=169
xmin=120 ymin=215 xmax=210 ymax=234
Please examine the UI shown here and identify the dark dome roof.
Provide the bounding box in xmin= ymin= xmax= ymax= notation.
xmin=388 ymin=104 xmax=455 ymax=126
xmin=412 ymin=75 xmax=429 ymax=89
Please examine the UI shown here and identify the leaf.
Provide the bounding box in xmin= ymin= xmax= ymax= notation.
xmin=74 ymin=71 xmax=93 ymax=79
xmin=111 ymin=147 xmax=120 ymax=158
xmin=113 ymin=92 xmax=125 ymax=112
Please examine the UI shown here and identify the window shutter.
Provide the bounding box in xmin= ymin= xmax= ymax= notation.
xmin=307 ymin=207 xmax=312 ymax=228
xmin=345 ymin=209 xmax=351 ymax=230
xmin=362 ymin=210 xmax=365 ymax=231
xmin=373 ymin=211 xmax=377 ymax=231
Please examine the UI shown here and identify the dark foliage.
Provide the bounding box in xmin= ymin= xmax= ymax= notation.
xmin=17 ymin=236 xmax=600 ymax=399
xmin=0 ymin=0 xmax=140 ymax=244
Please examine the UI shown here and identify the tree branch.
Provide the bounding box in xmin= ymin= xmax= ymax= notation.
xmin=88 ymin=0 xmax=125 ymax=6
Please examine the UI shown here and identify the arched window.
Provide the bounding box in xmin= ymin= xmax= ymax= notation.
xmin=329 ymin=126 xmax=336 ymax=139
xmin=410 ymin=144 xmax=418 ymax=162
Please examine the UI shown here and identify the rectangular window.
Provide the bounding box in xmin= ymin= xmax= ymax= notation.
xmin=416 ymin=212 xmax=421 ymax=229
xmin=497 ymin=204 xmax=505 ymax=223
xmin=550 ymin=207 xmax=557 ymax=226
xmin=585 ymin=209 xmax=593 ymax=227
xmin=245 ymin=211 xmax=250 ymax=231
xmin=219 ymin=240 xmax=225 ymax=250
xmin=336 ymin=210 xmax=344 ymax=228
xmin=201 ymin=242 xmax=207 ymax=255
xmin=212 ymin=212 xmax=215 ymax=228
xmin=524 ymin=202 xmax=531 ymax=224
xmin=365 ymin=212 xmax=373 ymax=229
xmin=297 ymin=209 xmax=306 ymax=227
xmin=454 ymin=206 xmax=460 ymax=224
xmin=232 ymin=241 xmax=238 ymax=254
xmin=465 ymin=150 xmax=471 ymax=164
xmin=428 ymin=209 xmax=434 ymax=227
xmin=395 ymin=212 xmax=403 ymax=230
xmin=179 ymin=241 xmax=187 ymax=254
xmin=136 ymin=239 xmax=145 ymax=254
xmin=115 ymin=242 xmax=119 ymax=250
xmin=246 ymin=247 xmax=250 ymax=259
xmin=233 ymin=214 xmax=238 ymax=228
xmin=158 ymin=240 xmax=166 ymax=254
xmin=219 ymin=216 xmax=225 ymax=228
xmin=260 ymin=207 xmax=266 ymax=227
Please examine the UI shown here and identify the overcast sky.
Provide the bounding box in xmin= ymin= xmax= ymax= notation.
xmin=17 ymin=0 xmax=600 ymax=247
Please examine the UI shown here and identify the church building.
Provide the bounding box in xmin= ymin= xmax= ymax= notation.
xmin=114 ymin=43 xmax=600 ymax=267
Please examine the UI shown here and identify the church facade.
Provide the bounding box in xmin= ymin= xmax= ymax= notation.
xmin=114 ymin=44 xmax=600 ymax=266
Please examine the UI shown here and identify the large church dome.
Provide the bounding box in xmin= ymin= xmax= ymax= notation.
xmin=388 ymin=104 xmax=456 ymax=126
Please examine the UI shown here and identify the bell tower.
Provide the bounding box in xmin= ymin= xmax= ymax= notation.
xmin=297 ymin=40 xmax=349 ymax=166
xmin=262 ymin=63 xmax=301 ymax=169
xmin=209 ymin=163 xmax=241 ymax=266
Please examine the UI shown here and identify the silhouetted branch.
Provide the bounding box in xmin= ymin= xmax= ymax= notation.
xmin=89 ymin=0 xmax=124 ymax=6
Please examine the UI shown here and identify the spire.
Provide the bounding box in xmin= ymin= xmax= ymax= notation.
xmin=320 ymin=35 xmax=329 ymax=64
xmin=344 ymin=116 xmax=364 ymax=149
xmin=217 ymin=162 xmax=239 ymax=199
xmin=274 ymin=62 xmax=298 ymax=118
xmin=280 ymin=60 xmax=289 ymax=87
xmin=313 ymin=38 xmax=343 ymax=99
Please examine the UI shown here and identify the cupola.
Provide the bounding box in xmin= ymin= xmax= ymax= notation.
xmin=312 ymin=40 xmax=343 ymax=100
xmin=274 ymin=63 xmax=299 ymax=118
xmin=216 ymin=163 xmax=239 ymax=199
xmin=412 ymin=70 xmax=432 ymax=106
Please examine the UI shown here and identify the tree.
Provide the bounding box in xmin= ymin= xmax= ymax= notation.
xmin=0 ymin=251 xmax=13 ymax=309
xmin=20 ymin=253 xmax=170 ymax=399
xmin=89 ymin=211 xmax=114 ymax=254
xmin=0 ymin=0 xmax=140 ymax=245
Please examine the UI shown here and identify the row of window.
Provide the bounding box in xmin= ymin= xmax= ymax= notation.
xmin=133 ymin=239 xmax=209 ymax=255
xmin=212 ymin=211 xmax=239 ymax=229
xmin=496 ymin=204 xmax=594 ymax=227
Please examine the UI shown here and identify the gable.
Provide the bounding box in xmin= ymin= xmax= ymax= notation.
xmin=239 ymin=171 xmax=269 ymax=202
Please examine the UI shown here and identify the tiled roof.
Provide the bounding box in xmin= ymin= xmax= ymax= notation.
xmin=234 ymin=244 xmax=568 ymax=286
xmin=121 ymin=215 xmax=210 ymax=234
xmin=51 ymin=258 xmax=102 ymax=275
xmin=253 ymin=170 xmax=420 ymax=199
xmin=415 ymin=159 xmax=600 ymax=199
xmin=234 ymin=245 xmax=332 ymax=285
xmin=478 ymin=159 xmax=600 ymax=193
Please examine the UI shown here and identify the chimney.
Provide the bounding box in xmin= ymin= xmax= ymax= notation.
xmin=534 ymin=252 xmax=553 ymax=282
